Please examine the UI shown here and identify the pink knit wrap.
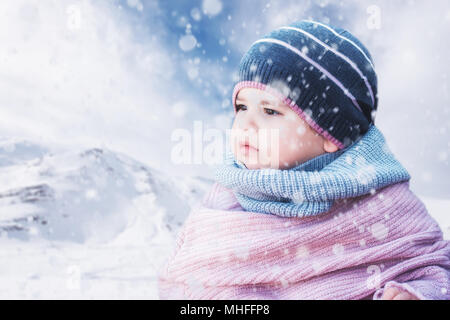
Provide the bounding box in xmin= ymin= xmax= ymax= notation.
xmin=158 ymin=181 xmax=450 ymax=300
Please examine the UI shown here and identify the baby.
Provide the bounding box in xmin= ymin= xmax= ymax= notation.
xmin=158 ymin=20 xmax=450 ymax=300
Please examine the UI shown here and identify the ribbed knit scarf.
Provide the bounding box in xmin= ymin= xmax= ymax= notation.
xmin=214 ymin=124 xmax=411 ymax=217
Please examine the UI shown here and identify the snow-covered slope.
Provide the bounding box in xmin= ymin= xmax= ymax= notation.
xmin=0 ymin=139 xmax=212 ymax=243
xmin=0 ymin=139 xmax=214 ymax=299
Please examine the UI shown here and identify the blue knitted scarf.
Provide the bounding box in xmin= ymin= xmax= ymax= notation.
xmin=214 ymin=124 xmax=411 ymax=218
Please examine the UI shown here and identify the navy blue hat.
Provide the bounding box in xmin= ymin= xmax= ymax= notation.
xmin=232 ymin=19 xmax=378 ymax=149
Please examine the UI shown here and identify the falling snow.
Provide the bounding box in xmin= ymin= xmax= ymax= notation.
xmin=370 ymin=222 xmax=389 ymax=241
xmin=179 ymin=34 xmax=197 ymax=51
xmin=202 ymin=0 xmax=223 ymax=16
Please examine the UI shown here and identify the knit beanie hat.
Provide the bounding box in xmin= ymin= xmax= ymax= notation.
xmin=231 ymin=19 xmax=378 ymax=149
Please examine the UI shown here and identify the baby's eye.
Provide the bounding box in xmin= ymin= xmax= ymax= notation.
xmin=264 ymin=108 xmax=281 ymax=116
xmin=236 ymin=104 xmax=247 ymax=112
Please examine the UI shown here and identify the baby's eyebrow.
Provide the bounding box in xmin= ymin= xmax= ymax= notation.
xmin=236 ymin=97 xmax=280 ymax=107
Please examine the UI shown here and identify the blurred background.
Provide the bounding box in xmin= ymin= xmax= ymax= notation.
xmin=0 ymin=0 xmax=449 ymax=298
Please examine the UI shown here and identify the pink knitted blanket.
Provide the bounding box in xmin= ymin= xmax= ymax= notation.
xmin=158 ymin=181 xmax=450 ymax=300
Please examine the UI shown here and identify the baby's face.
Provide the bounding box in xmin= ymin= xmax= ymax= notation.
xmin=230 ymin=87 xmax=338 ymax=170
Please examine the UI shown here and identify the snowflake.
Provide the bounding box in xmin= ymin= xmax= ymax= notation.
xmin=234 ymin=246 xmax=250 ymax=260
xmin=127 ymin=0 xmax=144 ymax=11
xmin=279 ymin=277 xmax=290 ymax=288
xmin=356 ymin=169 xmax=370 ymax=185
xmin=190 ymin=7 xmax=202 ymax=21
xmin=179 ymin=34 xmax=197 ymax=51
xmin=301 ymin=104 xmax=312 ymax=116
xmin=28 ymin=227 xmax=39 ymax=236
xmin=297 ymin=125 xmax=306 ymax=136
xmin=332 ymin=243 xmax=344 ymax=256
xmin=85 ymin=188 xmax=98 ymax=200
xmin=291 ymin=191 xmax=305 ymax=204
xmin=187 ymin=67 xmax=199 ymax=79
xmin=438 ymin=151 xmax=448 ymax=162
xmin=202 ymin=0 xmax=223 ymax=16
xmin=312 ymin=261 xmax=325 ymax=273
xmin=269 ymin=79 xmax=290 ymax=97
xmin=369 ymin=222 xmax=389 ymax=241
xmin=289 ymin=87 xmax=301 ymax=100
xmin=344 ymin=155 xmax=353 ymax=165
xmin=296 ymin=245 xmax=310 ymax=259
xmin=301 ymin=45 xmax=309 ymax=55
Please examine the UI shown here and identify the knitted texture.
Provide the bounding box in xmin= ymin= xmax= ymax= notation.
xmin=232 ymin=19 xmax=378 ymax=149
xmin=157 ymin=181 xmax=450 ymax=300
xmin=214 ymin=124 xmax=411 ymax=217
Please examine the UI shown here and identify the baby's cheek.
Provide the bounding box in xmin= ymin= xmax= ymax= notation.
xmin=279 ymin=127 xmax=301 ymax=148
xmin=275 ymin=129 xmax=298 ymax=164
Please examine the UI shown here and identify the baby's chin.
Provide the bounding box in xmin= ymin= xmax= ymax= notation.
xmin=234 ymin=154 xmax=281 ymax=170
xmin=241 ymin=161 xmax=261 ymax=170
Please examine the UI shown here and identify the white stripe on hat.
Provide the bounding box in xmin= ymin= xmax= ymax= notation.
xmin=252 ymin=38 xmax=363 ymax=113
xmin=280 ymin=26 xmax=375 ymax=106
xmin=303 ymin=20 xmax=375 ymax=70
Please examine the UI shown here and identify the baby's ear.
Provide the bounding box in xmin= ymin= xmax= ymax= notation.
xmin=323 ymin=138 xmax=339 ymax=153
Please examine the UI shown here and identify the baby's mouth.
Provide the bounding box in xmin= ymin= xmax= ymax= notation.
xmin=239 ymin=141 xmax=259 ymax=152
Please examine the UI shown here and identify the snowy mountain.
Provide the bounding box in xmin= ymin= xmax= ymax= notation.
xmin=0 ymin=138 xmax=213 ymax=243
